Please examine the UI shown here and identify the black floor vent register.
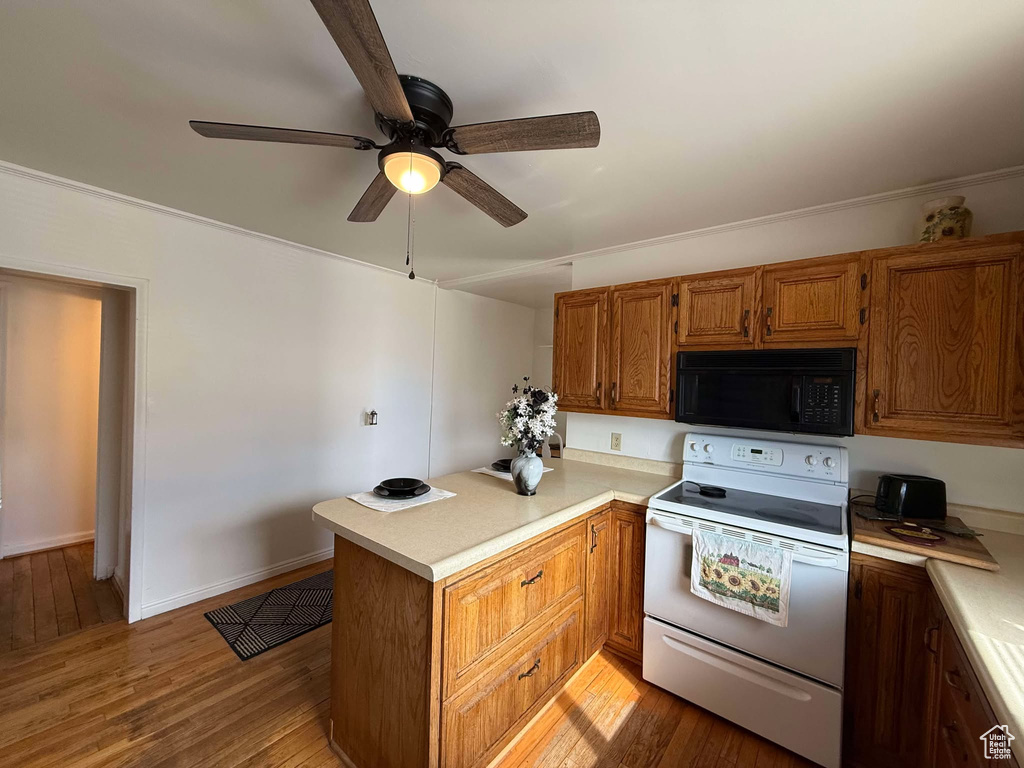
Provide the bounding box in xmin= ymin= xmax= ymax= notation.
xmin=204 ymin=569 xmax=333 ymax=660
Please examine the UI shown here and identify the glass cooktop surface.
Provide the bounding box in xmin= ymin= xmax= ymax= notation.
xmin=656 ymin=481 xmax=844 ymax=535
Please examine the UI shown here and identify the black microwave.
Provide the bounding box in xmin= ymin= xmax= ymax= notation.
xmin=675 ymin=348 xmax=856 ymax=436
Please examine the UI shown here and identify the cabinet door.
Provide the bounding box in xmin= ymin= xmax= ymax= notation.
xmin=761 ymin=255 xmax=863 ymax=344
xmin=865 ymin=243 xmax=1023 ymax=445
xmin=844 ymin=554 xmax=943 ymax=768
xmin=606 ymin=503 xmax=645 ymax=660
xmin=553 ymin=289 xmax=608 ymax=410
xmin=608 ymin=280 xmax=673 ymax=415
xmin=677 ymin=270 xmax=757 ymax=348
xmin=584 ymin=508 xmax=611 ymax=657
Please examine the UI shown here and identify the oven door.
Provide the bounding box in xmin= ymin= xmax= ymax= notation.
xmin=643 ymin=510 xmax=848 ymax=687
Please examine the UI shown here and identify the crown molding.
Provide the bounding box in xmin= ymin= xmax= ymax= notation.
xmin=0 ymin=160 xmax=436 ymax=284
xmin=438 ymin=163 xmax=1024 ymax=289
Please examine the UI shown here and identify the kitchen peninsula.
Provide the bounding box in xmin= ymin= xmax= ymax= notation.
xmin=312 ymin=457 xmax=674 ymax=768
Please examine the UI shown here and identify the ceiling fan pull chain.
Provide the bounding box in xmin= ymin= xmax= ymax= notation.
xmin=406 ymin=188 xmax=416 ymax=280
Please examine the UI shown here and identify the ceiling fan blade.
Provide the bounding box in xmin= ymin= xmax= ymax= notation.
xmin=309 ymin=0 xmax=413 ymax=124
xmin=189 ymin=121 xmax=374 ymax=149
xmin=348 ymin=171 xmax=397 ymax=222
xmin=447 ymin=111 xmax=600 ymax=155
xmin=442 ymin=163 xmax=527 ymax=228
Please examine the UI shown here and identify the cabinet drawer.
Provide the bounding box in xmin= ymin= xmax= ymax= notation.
xmin=441 ymin=603 xmax=583 ymax=768
xmin=442 ymin=523 xmax=585 ymax=697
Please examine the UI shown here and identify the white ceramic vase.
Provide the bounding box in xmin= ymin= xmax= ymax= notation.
xmin=510 ymin=450 xmax=544 ymax=496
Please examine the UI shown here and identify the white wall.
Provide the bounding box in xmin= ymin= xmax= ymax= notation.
xmin=567 ymin=172 xmax=1024 ymax=513
xmin=1 ymin=275 xmax=102 ymax=556
xmin=531 ymin=307 xmax=567 ymax=440
xmin=429 ymin=290 xmax=535 ymax=476
xmin=0 ymin=162 xmax=527 ymax=618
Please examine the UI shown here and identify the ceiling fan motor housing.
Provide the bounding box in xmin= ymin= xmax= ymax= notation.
xmin=374 ymin=75 xmax=453 ymax=146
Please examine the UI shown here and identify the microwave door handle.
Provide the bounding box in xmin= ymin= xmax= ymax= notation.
xmin=790 ymin=380 xmax=802 ymax=423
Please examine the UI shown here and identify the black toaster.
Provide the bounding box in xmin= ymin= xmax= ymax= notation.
xmin=875 ymin=474 xmax=947 ymax=521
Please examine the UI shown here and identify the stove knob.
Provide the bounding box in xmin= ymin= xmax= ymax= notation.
xmin=823 ymin=456 xmax=836 ymax=468
xmin=688 ymin=441 xmax=698 ymax=452
xmin=703 ymin=444 xmax=714 ymax=454
xmin=805 ymin=455 xmax=817 ymax=466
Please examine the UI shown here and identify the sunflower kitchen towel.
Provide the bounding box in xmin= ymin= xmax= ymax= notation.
xmin=691 ymin=529 xmax=793 ymax=627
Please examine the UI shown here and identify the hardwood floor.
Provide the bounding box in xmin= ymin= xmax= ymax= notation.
xmin=0 ymin=558 xmax=818 ymax=768
xmin=0 ymin=542 xmax=121 ymax=651
xmin=495 ymin=649 xmax=818 ymax=768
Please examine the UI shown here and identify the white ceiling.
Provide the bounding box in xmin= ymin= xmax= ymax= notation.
xmin=2 ymin=1 xmax=1023 ymax=284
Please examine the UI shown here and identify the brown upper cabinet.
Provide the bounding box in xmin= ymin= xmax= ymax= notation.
xmin=609 ymin=279 xmax=674 ymax=416
xmin=864 ymin=241 xmax=1024 ymax=446
xmin=761 ymin=254 xmax=864 ymax=344
xmin=553 ymin=288 xmax=608 ymax=410
xmin=677 ymin=268 xmax=758 ymax=348
xmin=552 ymin=231 xmax=1024 ymax=448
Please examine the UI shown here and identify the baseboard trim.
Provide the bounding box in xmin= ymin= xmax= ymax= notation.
xmin=1 ymin=531 xmax=95 ymax=558
xmin=139 ymin=546 xmax=334 ymax=619
xmin=328 ymin=738 xmax=359 ymax=768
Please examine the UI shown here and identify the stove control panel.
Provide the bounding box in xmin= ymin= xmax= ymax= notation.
xmin=731 ymin=443 xmax=783 ymax=466
xmin=684 ymin=433 xmax=847 ymax=483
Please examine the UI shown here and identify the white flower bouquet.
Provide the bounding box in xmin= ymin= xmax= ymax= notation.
xmin=497 ymin=377 xmax=559 ymax=455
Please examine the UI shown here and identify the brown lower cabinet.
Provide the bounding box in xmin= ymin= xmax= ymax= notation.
xmin=845 ymin=553 xmax=1019 ymax=768
xmin=606 ymin=501 xmax=646 ymax=660
xmin=329 ymin=499 xmax=647 ymax=768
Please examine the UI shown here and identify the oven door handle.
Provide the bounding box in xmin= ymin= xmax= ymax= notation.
xmin=649 ymin=513 xmax=842 ymax=569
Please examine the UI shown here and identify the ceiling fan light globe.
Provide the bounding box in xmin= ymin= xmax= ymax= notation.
xmin=383 ymin=151 xmax=442 ymax=195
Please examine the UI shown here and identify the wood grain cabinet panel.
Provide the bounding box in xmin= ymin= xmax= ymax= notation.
xmin=442 ymin=523 xmax=585 ymax=698
xmin=844 ymin=554 xmax=943 ymax=768
xmin=761 ymin=255 xmax=863 ymax=344
xmin=865 ymin=243 xmax=1024 ymax=445
xmin=937 ymin=618 xmax=1019 ymax=767
xmin=440 ymin=603 xmax=583 ymax=768
xmin=584 ymin=507 xmax=611 ymax=657
xmin=606 ymin=503 xmax=645 ymax=660
xmin=552 ymin=289 xmax=608 ymax=410
xmin=609 ymin=279 xmax=674 ymax=415
xmin=677 ymin=270 xmax=758 ymax=348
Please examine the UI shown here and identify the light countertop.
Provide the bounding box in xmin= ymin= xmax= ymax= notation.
xmin=312 ymin=458 xmax=675 ymax=582
xmin=927 ymin=530 xmax=1024 ymax=759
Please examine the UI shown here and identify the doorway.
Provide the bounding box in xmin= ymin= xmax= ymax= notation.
xmin=0 ymin=269 xmax=137 ymax=646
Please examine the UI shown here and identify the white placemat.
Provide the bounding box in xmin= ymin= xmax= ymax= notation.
xmin=347 ymin=487 xmax=456 ymax=513
xmin=472 ymin=466 xmax=554 ymax=482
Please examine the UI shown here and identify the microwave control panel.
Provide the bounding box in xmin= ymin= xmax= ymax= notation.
xmin=803 ymin=377 xmax=844 ymax=425
xmin=731 ymin=444 xmax=783 ymax=466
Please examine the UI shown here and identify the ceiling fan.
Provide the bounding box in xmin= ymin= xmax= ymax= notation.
xmin=190 ymin=0 xmax=601 ymax=228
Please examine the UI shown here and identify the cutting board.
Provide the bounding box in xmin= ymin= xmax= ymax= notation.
xmin=852 ymin=512 xmax=999 ymax=571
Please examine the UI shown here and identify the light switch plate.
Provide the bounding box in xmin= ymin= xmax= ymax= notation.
xmin=610 ymin=432 xmax=622 ymax=451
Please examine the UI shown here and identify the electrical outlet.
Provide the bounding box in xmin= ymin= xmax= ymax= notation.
xmin=610 ymin=432 xmax=622 ymax=451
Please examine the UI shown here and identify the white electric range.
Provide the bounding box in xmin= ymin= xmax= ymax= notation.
xmin=644 ymin=433 xmax=850 ymax=768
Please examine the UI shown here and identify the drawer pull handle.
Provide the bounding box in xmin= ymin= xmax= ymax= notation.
xmin=941 ymin=723 xmax=967 ymax=761
xmin=872 ymin=389 xmax=881 ymax=423
xmin=518 ymin=658 xmax=541 ymax=680
xmin=521 ymin=570 xmax=544 ymax=587
xmin=945 ymin=668 xmax=968 ymax=697
xmin=590 ymin=524 xmax=598 ymax=553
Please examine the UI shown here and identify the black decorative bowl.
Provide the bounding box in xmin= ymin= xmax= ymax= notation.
xmin=491 ymin=459 xmax=512 ymax=473
xmin=379 ymin=477 xmax=425 ymax=492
